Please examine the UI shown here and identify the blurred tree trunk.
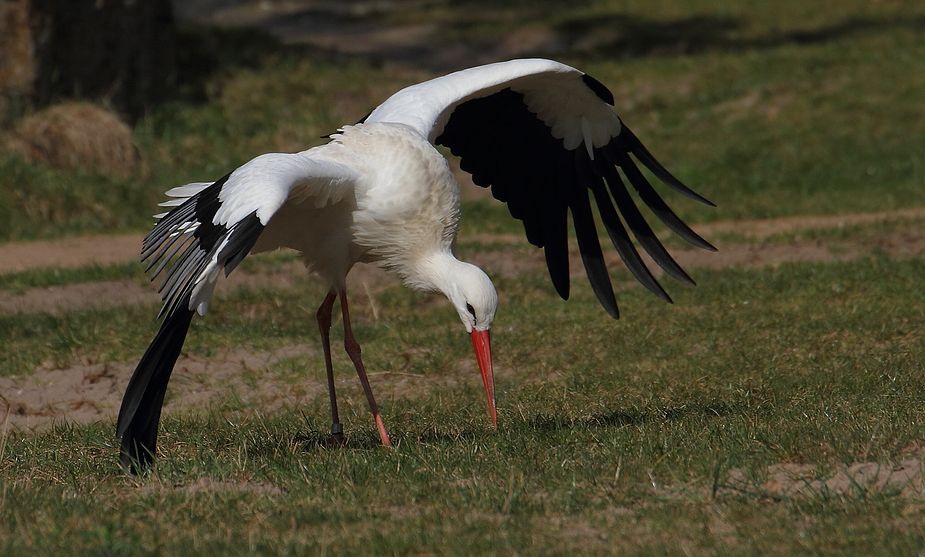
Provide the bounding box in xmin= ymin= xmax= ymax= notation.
xmin=0 ymin=0 xmax=177 ymax=125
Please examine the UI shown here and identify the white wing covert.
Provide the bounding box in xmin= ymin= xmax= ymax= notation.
xmin=142 ymin=153 xmax=360 ymax=318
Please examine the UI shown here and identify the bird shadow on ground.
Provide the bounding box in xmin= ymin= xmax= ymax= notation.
xmin=523 ymin=401 xmax=749 ymax=434
xmin=290 ymin=427 xmax=387 ymax=451
xmin=363 ymin=401 xmax=753 ymax=446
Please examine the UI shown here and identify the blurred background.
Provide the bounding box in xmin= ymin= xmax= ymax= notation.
xmin=0 ymin=0 xmax=923 ymax=241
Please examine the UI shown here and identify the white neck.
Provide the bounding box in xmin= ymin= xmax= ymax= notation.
xmin=410 ymin=251 xmax=470 ymax=293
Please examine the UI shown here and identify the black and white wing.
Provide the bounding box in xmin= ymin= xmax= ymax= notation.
xmin=117 ymin=153 xmax=360 ymax=473
xmin=365 ymin=58 xmax=715 ymax=319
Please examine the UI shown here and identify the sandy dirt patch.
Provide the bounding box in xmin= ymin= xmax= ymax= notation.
xmin=3 ymin=206 xmax=922 ymax=277
xmin=720 ymin=459 xmax=925 ymax=499
xmin=0 ymin=280 xmax=156 ymax=315
xmin=0 ymin=234 xmax=143 ymax=274
xmin=0 ymin=345 xmax=320 ymax=431
xmin=694 ymin=207 xmax=925 ymax=240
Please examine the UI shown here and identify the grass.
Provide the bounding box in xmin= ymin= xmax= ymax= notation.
xmin=2 ymin=256 xmax=925 ymax=554
xmin=0 ymin=262 xmax=145 ymax=294
xmin=2 ymin=0 xmax=925 ymax=554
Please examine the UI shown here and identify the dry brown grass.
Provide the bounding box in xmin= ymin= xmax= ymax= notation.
xmin=5 ymin=102 xmax=140 ymax=178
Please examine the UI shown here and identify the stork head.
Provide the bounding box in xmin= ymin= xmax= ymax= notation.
xmin=432 ymin=259 xmax=499 ymax=428
xmin=444 ymin=261 xmax=498 ymax=334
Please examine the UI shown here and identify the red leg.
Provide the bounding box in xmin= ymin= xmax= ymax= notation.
xmin=340 ymin=292 xmax=391 ymax=446
xmin=316 ymin=289 xmax=344 ymax=443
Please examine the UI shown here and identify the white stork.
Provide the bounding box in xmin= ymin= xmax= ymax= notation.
xmin=117 ymin=58 xmax=715 ymax=473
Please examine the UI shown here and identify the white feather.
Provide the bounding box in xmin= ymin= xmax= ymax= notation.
xmin=581 ymin=117 xmax=595 ymax=160
xmin=165 ymin=182 xmax=212 ymax=198
xmin=212 ymin=153 xmax=360 ymax=226
xmin=190 ymin=264 xmax=221 ymax=315
xmin=366 ymin=58 xmax=620 ymax=151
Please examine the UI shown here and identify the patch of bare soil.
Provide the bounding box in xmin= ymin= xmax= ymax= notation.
xmin=469 ymin=209 xmax=925 ymax=279
xmin=0 ymin=234 xmax=143 ymax=274
xmin=0 ymin=280 xmax=156 ymax=315
xmin=694 ymin=207 xmax=925 ymax=240
xmin=719 ymin=459 xmax=925 ymax=499
xmin=5 ymin=207 xmax=924 ymax=316
xmin=177 ymin=0 xmax=566 ymax=72
xmin=0 ymin=345 xmax=319 ymax=431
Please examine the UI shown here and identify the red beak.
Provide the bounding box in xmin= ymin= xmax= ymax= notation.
xmin=469 ymin=329 xmax=497 ymax=428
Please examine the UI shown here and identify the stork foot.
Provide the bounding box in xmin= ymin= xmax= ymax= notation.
xmin=327 ymin=422 xmax=346 ymax=446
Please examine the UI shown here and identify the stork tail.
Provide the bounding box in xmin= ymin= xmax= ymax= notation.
xmin=116 ymin=306 xmax=195 ymax=474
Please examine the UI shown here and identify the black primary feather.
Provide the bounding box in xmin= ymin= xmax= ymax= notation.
xmin=576 ymin=150 xmax=671 ymax=303
xmin=436 ymin=79 xmax=713 ymax=318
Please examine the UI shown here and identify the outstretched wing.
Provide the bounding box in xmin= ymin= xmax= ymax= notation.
xmin=365 ymin=58 xmax=715 ymax=319
xmin=145 ymin=154 xmax=360 ymax=318
xmin=117 ymin=153 xmax=360 ymax=473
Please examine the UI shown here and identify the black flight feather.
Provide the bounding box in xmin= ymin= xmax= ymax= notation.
xmin=615 ymin=126 xmax=715 ymax=207
xmin=117 ymin=174 xmax=267 ymax=473
xmin=576 ymin=152 xmax=671 ymax=303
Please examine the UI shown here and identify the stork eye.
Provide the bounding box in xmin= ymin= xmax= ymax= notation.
xmin=465 ymin=303 xmax=477 ymax=319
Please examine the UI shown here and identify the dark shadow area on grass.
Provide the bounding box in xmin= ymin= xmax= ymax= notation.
xmin=291 ymin=428 xmax=389 ymax=451
xmin=171 ymin=24 xmax=316 ymax=104
xmin=174 ymin=0 xmax=925 ymax=73
xmin=164 ymin=5 xmax=925 ymax=105
xmin=524 ymin=401 xmax=747 ymax=433
xmin=384 ymin=401 xmax=752 ymax=446
xmin=412 ymin=426 xmax=504 ymax=445
xmin=558 ymin=14 xmax=925 ymax=59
